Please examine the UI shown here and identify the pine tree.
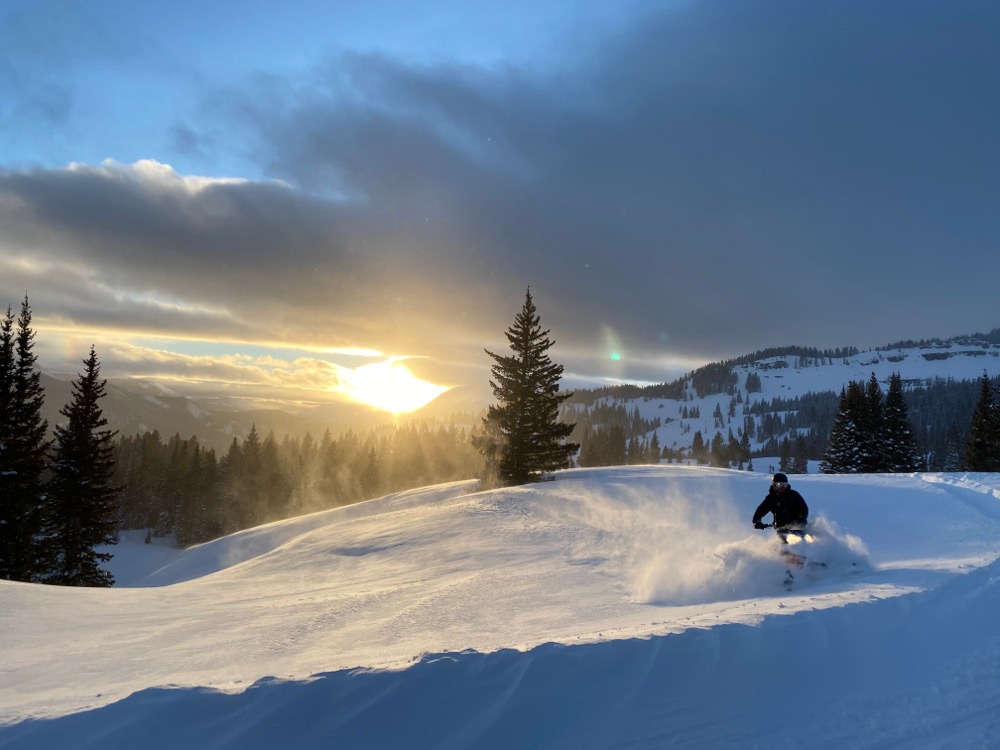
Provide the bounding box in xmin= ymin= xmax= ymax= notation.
xmin=360 ymin=446 xmax=382 ymax=497
xmin=239 ymin=425 xmax=264 ymax=528
xmin=219 ymin=436 xmax=244 ymax=534
xmin=739 ymin=430 xmax=752 ymax=465
xmin=0 ymin=297 xmax=51 ymax=581
xmin=821 ymin=382 xmax=867 ymax=473
xmin=861 ymin=373 xmax=886 ymax=472
xmin=792 ymin=433 xmax=809 ymax=474
xmin=710 ymin=432 xmax=727 ymax=467
xmin=626 ymin=436 xmax=641 ymax=465
xmin=778 ymin=436 xmax=792 ymax=473
xmin=45 ymin=347 xmax=120 ymax=586
xmin=648 ymin=432 xmax=661 ymax=464
xmin=473 ymin=290 xmax=578 ymax=487
xmin=690 ymin=431 xmax=706 ymax=464
xmin=963 ymin=373 xmax=1000 ymax=471
xmin=881 ymin=373 xmax=923 ymax=472
xmin=605 ymin=425 xmax=627 ymax=466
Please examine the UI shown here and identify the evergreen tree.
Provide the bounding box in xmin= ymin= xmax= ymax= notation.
xmin=881 ymin=373 xmax=923 ymax=472
xmin=710 ymin=432 xmax=727 ymax=467
xmin=239 ymin=425 xmax=265 ymax=528
xmin=861 ymin=373 xmax=886 ymax=472
xmin=626 ymin=436 xmax=641 ymax=465
xmin=648 ymin=432 xmax=661 ymax=464
xmin=45 ymin=347 xmax=120 ymax=586
xmin=778 ymin=436 xmax=792 ymax=473
xmin=820 ymin=383 xmax=867 ymax=473
xmin=604 ymin=425 xmax=627 ymax=466
xmin=726 ymin=428 xmax=739 ymax=459
xmin=0 ymin=297 xmax=50 ymax=581
xmin=359 ymin=446 xmax=382 ymax=497
xmin=821 ymin=376 xmax=907 ymax=474
xmin=738 ymin=430 xmax=752 ymax=465
xmin=261 ymin=430 xmax=292 ymax=520
xmin=473 ymin=290 xmax=578 ymax=486
xmin=577 ymin=427 xmax=599 ymax=467
xmin=690 ymin=431 xmax=706 ymax=464
xmin=792 ymin=433 xmax=809 ymax=474
xmin=963 ymin=373 xmax=1000 ymax=471
xmin=219 ymin=436 xmax=244 ymax=534
xmin=174 ymin=441 xmax=203 ymax=547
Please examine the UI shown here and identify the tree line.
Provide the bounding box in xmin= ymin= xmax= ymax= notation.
xmin=115 ymin=422 xmax=483 ymax=547
xmin=0 ymin=297 xmax=119 ymax=586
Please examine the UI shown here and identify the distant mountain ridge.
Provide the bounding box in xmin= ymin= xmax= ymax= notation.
xmin=564 ymin=329 xmax=1000 ymax=469
xmin=37 ymin=373 xmax=395 ymax=454
xmin=37 ymin=327 xmax=1000 ymax=461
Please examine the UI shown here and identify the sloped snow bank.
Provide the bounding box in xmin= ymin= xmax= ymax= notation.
xmin=5 ymin=555 xmax=999 ymax=750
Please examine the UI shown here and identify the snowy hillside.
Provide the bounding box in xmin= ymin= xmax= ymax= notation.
xmin=578 ymin=338 xmax=1000 ymax=460
xmin=3 ymin=466 xmax=1000 ymax=748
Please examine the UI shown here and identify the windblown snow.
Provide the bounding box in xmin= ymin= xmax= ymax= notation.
xmin=2 ymin=466 xmax=1000 ymax=749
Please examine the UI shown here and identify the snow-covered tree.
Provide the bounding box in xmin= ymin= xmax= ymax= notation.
xmin=823 ymin=374 xmax=921 ymax=474
xmin=820 ymin=382 xmax=867 ymax=473
xmin=861 ymin=373 xmax=885 ymax=472
xmin=881 ymin=373 xmax=923 ymax=472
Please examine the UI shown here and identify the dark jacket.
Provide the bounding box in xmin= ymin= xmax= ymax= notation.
xmin=752 ymin=488 xmax=809 ymax=529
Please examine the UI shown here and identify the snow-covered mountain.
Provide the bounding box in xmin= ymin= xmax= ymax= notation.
xmin=3 ymin=466 xmax=1000 ymax=748
xmin=569 ymin=335 xmax=1000 ymax=461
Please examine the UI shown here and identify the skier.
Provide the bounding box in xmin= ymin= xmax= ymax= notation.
xmin=752 ymin=472 xmax=809 ymax=534
xmin=754 ymin=473 xmax=812 ymax=588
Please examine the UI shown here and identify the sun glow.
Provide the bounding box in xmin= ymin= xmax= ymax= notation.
xmin=335 ymin=358 xmax=450 ymax=414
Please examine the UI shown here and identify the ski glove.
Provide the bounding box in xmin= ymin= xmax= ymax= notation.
xmin=753 ymin=521 xmax=767 ymax=529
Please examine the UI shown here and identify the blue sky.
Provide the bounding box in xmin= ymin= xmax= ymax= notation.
xmin=1 ymin=0 xmax=998 ymax=411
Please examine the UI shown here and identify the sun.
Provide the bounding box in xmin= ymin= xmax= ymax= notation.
xmin=337 ymin=358 xmax=450 ymax=414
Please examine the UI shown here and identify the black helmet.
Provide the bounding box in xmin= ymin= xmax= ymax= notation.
xmin=772 ymin=472 xmax=788 ymax=484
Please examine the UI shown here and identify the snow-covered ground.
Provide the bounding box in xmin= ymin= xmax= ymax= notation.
xmin=3 ymin=465 xmax=1000 ymax=749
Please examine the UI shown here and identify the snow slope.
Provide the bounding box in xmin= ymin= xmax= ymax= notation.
xmin=3 ymin=466 xmax=1000 ymax=748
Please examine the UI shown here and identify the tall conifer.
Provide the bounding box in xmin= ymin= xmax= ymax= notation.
xmin=821 ymin=382 xmax=867 ymax=473
xmin=861 ymin=373 xmax=885 ymax=472
xmin=963 ymin=373 xmax=1000 ymax=471
xmin=474 ymin=289 xmax=578 ymax=486
xmin=45 ymin=347 xmax=120 ymax=586
xmin=0 ymin=297 xmax=50 ymax=581
xmin=881 ymin=373 xmax=923 ymax=472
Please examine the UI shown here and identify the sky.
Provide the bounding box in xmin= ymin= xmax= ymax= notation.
xmin=1 ymin=0 xmax=999 ymax=413
xmin=3 ymin=466 xmax=1000 ymax=747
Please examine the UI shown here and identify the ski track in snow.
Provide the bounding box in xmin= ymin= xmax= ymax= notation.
xmin=3 ymin=466 xmax=1000 ymax=749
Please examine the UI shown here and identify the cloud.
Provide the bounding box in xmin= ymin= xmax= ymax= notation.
xmin=195 ymin=0 xmax=1000 ymax=355
xmin=2 ymin=0 xmax=999 ymax=401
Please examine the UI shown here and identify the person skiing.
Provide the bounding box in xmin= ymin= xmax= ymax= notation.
xmin=752 ymin=472 xmax=809 ymax=533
